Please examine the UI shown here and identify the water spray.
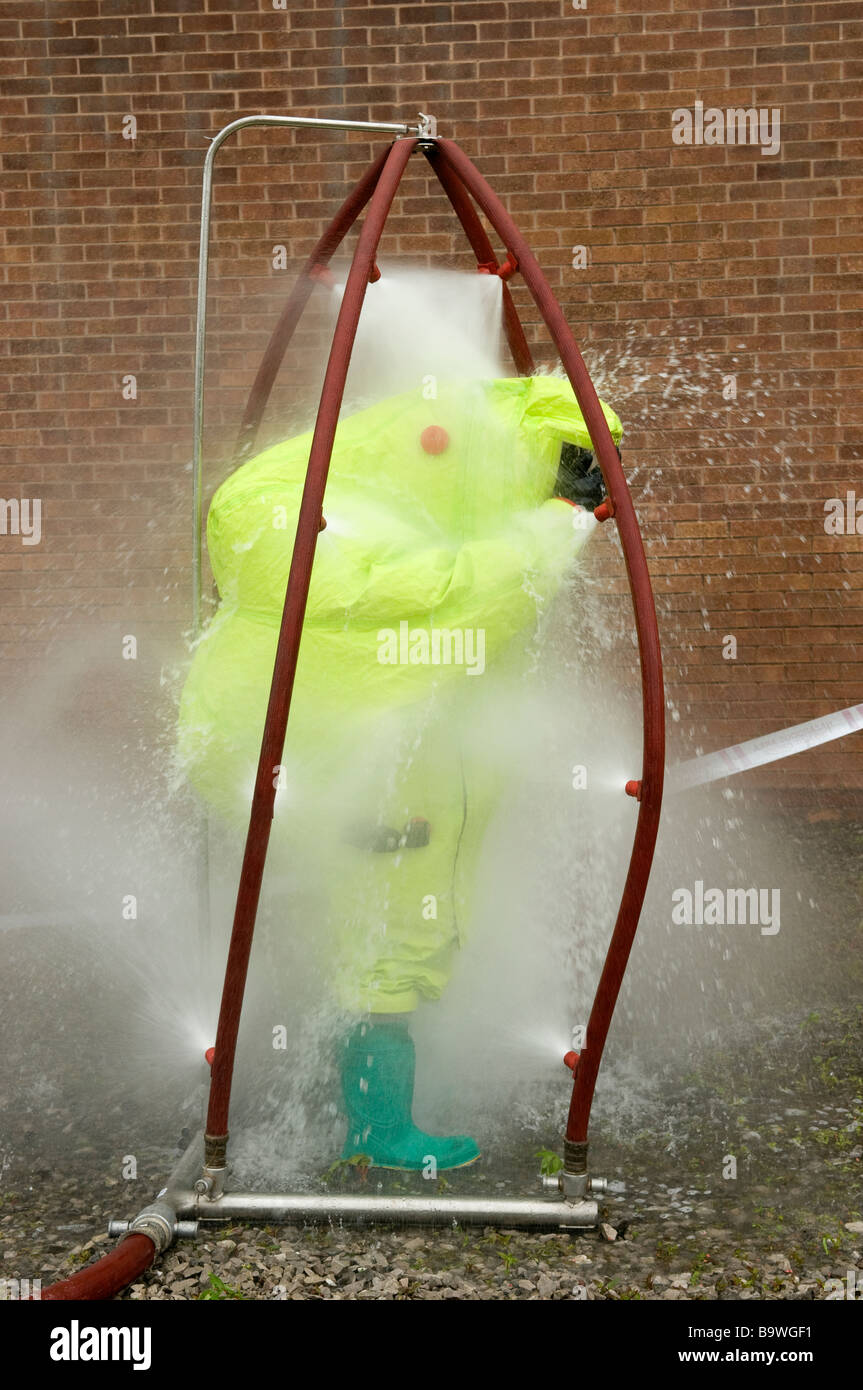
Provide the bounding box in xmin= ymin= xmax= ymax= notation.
xmin=666 ymin=703 xmax=863 ymax=793
xmin=614 ymin=703 xmax=862 ymax=804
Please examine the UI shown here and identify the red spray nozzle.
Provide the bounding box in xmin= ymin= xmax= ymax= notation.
xmin=594 ymin=499 xmax=615 ymax=523
xmin=563 ymin=1050 xmax=579 ymax=1073
xmin=309 ymin=263 xmax=335 ymax=289
xmin=625 ymin=779 xmax=642 ymax=800
xmin=477 ymin=252 xmax=518 ymax=281
xmin=205 ymin=1047 xmax=215 ymax=1068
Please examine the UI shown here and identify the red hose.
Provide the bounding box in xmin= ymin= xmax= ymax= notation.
xmin=234 ymin=145 xmax=391 ymax=464
xmin=40 ymin=1234 xmax=156 ymax=1301
xmin=205 ymin=136 xmax=418 ymax=1144
xmin=434 ymin=139 xmax=665 ymax=1146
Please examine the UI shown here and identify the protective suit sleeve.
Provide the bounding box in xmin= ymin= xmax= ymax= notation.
xmin=517 ymin=378 xmax=623 ymax=454
xmin=308 ymin=498 xmax=594 ymax=654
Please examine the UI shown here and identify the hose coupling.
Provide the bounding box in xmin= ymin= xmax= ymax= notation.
xmin=561 ymin=1138 xmax=588 ymax=1197
xmin=564 ymin=1138 xmax=588 ymax=1174
xmin=540 ymin=1138 xmax=604 ymax=1201
xmin=108 ymin=1212 xmax=199 ymax=1243
xmin=106 ymin=1201 xmax=176 ymax=1254
xmin=196 ymin=1133 xmax=228 ymax=1199
xmin=204 ymin=1133 xmax=227 ymax=1169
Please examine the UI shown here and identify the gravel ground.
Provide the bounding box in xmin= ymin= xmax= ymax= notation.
xmin=2 ymin=816 xmax=861 ymax=1301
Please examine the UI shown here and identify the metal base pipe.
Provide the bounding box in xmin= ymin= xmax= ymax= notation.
xmin=173 ymin=1190 xmax=598 ymax=1230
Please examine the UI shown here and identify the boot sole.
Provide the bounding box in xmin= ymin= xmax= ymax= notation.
xmin=361 ymin=1152 xmax=482 ymax=1173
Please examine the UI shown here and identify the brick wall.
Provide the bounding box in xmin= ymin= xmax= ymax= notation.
xmin=1 ymin=0 xmax=861 ymax=795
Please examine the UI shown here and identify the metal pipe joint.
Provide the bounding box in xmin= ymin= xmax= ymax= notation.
xmin=538 ymin=1138 xmax=607 ymax=1201
xmin=541 ymin=1172 xmax=608 ymax=1199
xmin=107 ymin=1201 xmax=198 ymax=1251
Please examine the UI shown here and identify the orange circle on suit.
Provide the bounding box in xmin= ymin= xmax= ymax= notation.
xmin=420 ymin=425 xmax=450 ymax=455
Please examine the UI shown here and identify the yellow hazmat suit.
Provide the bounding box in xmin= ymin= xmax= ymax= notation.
xmin=178 ymin=374 xmax=622 ymax=1012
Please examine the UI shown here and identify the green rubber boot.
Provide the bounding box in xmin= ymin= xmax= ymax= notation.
xmin=339 ymin=1019 xmax=480 ymax=1172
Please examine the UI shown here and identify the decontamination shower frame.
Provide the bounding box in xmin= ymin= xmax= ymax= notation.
xmin=44 ymin=114 xmax=664 ymax=1300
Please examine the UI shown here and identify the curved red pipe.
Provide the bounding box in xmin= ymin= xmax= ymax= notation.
xmin=434 ymin=139 xmax=665 ymax=1145
xmin=205 ymin=136 xmax=418 ymax=1143
xmin=40 ymin=1234 xmax=156 ymax=1301
xmin=422 ymin=147 xmax=535 ymax=376
xmin=234 ymin=145 xmax=391 ymax=465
